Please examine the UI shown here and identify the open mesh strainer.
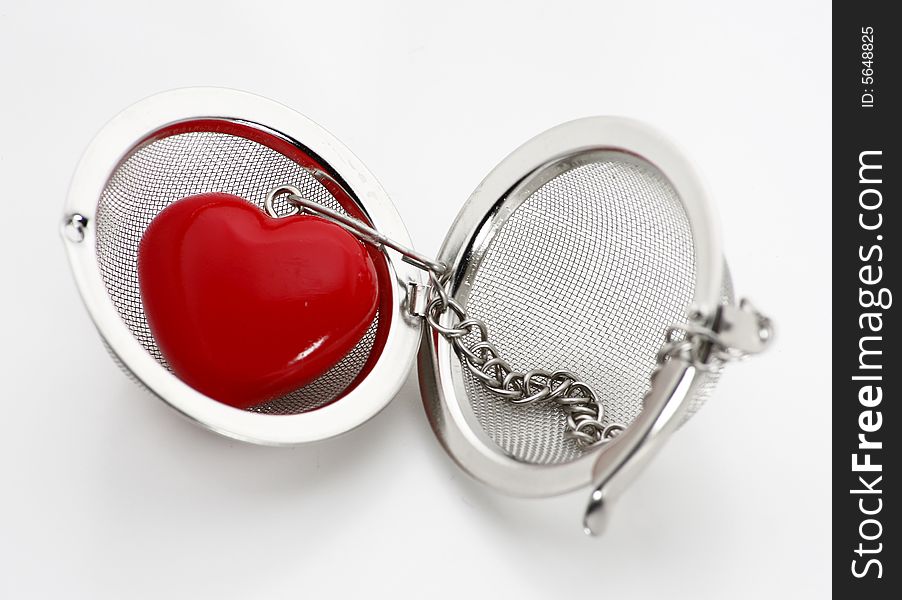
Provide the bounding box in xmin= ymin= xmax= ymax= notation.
xmin=62 ymin=88 xmax=770 ymax=533
xmin=417 ymin=118 xmax=771 ymax=533
xmin=62 ymin=89 xmax=423 ymax=444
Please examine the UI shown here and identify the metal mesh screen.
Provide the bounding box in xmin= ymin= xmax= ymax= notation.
xmin=94 ymin=129 xmax=378 ymax=414
xmin=460 ymin=157 xmax=724 ymax=465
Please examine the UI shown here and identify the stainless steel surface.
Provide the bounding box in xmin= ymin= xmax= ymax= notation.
xmin=62 ymin=88 xmax=422 ymax=445
xmin=419 ymin=117 xmax=726 ymax=497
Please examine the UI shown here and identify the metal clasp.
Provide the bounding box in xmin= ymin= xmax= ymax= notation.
xmin=662 ymin=298 xmax=773 ymax=369
xmin=713 ymin=299 xmax=773 ymax=357
xmin=407 ymin=282 xmax=433 ymax=317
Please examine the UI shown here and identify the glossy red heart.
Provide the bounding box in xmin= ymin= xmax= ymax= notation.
xmin=138 ymin=193 xmax=379 ymax=409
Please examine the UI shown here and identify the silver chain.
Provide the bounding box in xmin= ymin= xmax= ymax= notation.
xmin=423 ymin=270 xmax=625 ymax=449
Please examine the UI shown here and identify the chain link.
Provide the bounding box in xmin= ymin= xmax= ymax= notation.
xmin=424 ymin=270 xmax=624 ymax=449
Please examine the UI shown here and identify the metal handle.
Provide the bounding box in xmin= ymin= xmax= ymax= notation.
xmin=583 ymin=359 xmax=696 ymax=535
xmin=584 ymin=298 xmax=773 ymax=535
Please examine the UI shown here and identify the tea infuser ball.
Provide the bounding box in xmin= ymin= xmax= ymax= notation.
xmin=62 ymin=87 xmax=771 ymax=533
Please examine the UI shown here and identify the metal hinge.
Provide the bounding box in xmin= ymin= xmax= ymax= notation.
xmin=407 ymin=282 xmax=433 ymax=318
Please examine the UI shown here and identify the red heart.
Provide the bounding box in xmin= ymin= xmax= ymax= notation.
xmin=137 ymin=193 xmax=379 ymax=409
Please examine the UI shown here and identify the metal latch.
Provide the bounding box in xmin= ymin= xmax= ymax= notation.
xmin=713 ymin=299 xmax=773 ymax=357
xmin=407 ymin=282 xmax=433 ymax=318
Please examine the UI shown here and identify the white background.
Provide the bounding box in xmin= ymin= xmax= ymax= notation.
xmin=0 ymin=1 xmax=830 ymax=598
